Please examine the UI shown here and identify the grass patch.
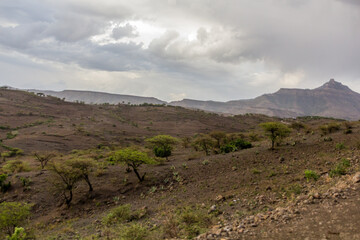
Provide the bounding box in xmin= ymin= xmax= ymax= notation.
xmin=304 ymin=170 xmax=319 ymax=181
xmin=329 ymin=159 xmax=351 ymax=177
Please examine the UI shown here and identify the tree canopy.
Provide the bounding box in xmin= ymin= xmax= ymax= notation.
xmin=260 ymin=122 xmax=291 ymax=150
xmin=109 ymin=148 xmax=157 ymax=182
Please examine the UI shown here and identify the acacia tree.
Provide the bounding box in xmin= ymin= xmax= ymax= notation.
xmin=67 ymin=158 xmax=96 ymax=192
xmin=109 ymin=148 xmax=157 ymax=182
xmin=34 ymin=152 xmax=56 ymax=169
xmin=0 ymin=201 xmax=31 ymax=236
xmin=192 ymin=134 xmax=216 ymax=155
xmin=48 ymin=162 xmax=82 ymax=207
xmin=260 ymin=122 xmax=291 ymax=150
xmin=209 ymin=131 xmax=227 ymax=148
xmin=146 ymin=135 xmax=178 ymax=160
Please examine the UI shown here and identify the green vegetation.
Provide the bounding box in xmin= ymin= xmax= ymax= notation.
xmin=2 ymin=160 xmax=30 ymax=174
xmin=304 ymin=170 xmax=319 ymax=181
xmin=48 ymin=161 xmax=83 ymax=207
xmin=164 ymin=207 xmax=213 ymax=239
xmin=66 ymin=158 xmax=96 ymax=192
xmin=329 ymin=159 xmax=351 ymax=177
xmin=335 ymin=142 xmax=345 ymax=150
xmin=34 ymin=152 xmax=56 ymax=169
xmin=220 ymin=138 xmax=252 ymax=153
xmin=6 ymin=131 xmax=18 ymax=140
xmin=102 ymin=204 xmax=146 ymax=226
xmin=146 ymin=135 xmax=178 ymax=160
xmin=108 ymin=148 xmax=157 ymax=182
xmin=260 ymin=122 xmax=291 ymax=150
xmin=1 ymin=148 xmax=24 ymax=159
xmin=0 ymin=174 xmax=11 ymax=193
xmin=7 ymin=227 xmax=27 ymax=240
xmin=0 ymin=202 xmax=31 ymax=236
xmin=192 ymin=134 xmax=215 ymax=155
xmin=319 ymin=123 xmax=341 ymax=135
xmin=119 ymin=223 xmax=151 ymax=240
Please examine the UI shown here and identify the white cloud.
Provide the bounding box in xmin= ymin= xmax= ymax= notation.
xmin=0 ymin=0 xmax=359 ymax=101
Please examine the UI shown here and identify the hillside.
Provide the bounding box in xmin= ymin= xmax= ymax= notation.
xmin=1 ymin=88 xmax=360 ymax=239
xmin=170 ymin=79 xmax=360 ymax=120
xmin=28 ymin=89 xmax=166 ymax=105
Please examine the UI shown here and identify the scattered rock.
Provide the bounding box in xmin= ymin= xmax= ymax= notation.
xmin=215 ymin=195 xmax=225 ymax=202
xmin=352 ymin=172 xmax=360 ymax=183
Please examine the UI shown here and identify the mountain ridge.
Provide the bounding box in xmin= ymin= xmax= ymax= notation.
xmin=9 ymin=79 xmax=360 ymax=120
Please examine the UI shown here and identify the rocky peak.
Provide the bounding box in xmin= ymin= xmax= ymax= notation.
xmin=318 ymin=79 xmax=351 ymax=91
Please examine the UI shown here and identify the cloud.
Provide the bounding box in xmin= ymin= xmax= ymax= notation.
xmin=112 ymin=23 xmax=138 ymax=39
xmin=0 ymin=0 xmax=359 ymax=101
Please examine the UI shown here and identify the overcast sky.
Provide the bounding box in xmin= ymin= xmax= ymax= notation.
xmin=0 ymin=0 xmax=359 ymax=101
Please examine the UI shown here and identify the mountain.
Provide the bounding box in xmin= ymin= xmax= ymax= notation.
xmin=25 ymin=79 xmax=360 ymax=120
xmin=170 ymin=79 xmax=360 ymax=120
xmin=28 ymin=89 xmax=166 ymax=105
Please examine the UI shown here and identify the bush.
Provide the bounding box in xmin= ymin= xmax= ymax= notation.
xmin=1 ymin=148 xmax=23 ymax=159
xmin=120 ymin=223 xmax=151 ymax=240
xmin=0 ymin=202 xmax=31 ymax=236
xmin=103 ymin=204 xmax=132 ymax=225
xmin=335 ymin=143 xmax=345 ymax=150
xmin=221 ymin=138 xmax=251 ymax=153
xmin=2 ymin=160 xmax=30 ymax=174
xmin=304 ymin=170 xmax=319 ymax=181
xmin=102 ymin=204 xmax=146 ymax=226
xmin=7 ymin=227 xmax=27 ymax=240
xmin=0 ymin=174 xmax=11 ymax=193
xmin=177 ymin=207 xmax=213 ymax=238
xmin=290 ymin=122 xmax=305 ymax=131
xmin=320 ymin=123 xmax=341 ymax=135
xmin=146 ymin=135 xmax=178 ymax=160
xmin=329 ymin=159 xmax=351 ymax=177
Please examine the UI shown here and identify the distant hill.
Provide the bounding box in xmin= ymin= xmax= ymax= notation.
xmin=170 ymin=79 xmax=360 ymax=120
xmin=23 ymin=79 xmax=360 ymax=120
xmin=28 ymin=89 xmax=166 ymax=105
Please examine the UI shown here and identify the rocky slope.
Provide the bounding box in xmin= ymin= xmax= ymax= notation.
xmin=170 ymin=79 xmax=360 ymax=120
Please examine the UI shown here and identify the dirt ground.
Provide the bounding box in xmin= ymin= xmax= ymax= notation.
xmin=1 ymin=88 xmax=360 ymax=239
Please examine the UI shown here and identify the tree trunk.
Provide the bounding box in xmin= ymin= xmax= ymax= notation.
xmin=133 ymin=167 xmax=145 ymax=182
xmin=84 ymin=175 xmax=93 ymax=192
xmin=65 ymin=190 xmax=73 ymax=208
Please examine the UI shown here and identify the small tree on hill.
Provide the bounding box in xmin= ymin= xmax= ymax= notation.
xmin=48 ymin=162 xmax=82 ymax=207
xmin=34 ymin=152 xmax=56 ymax=169
xmin=192 ymin=134 xmax=216 ymax=155
xmin=209 ymin=131 xmax=227 ymax=148
xmin=66 ymin=158 xmax=96 ymax=192
xmin=146 ymin=135 xmax=179 ymax=161
xmin=260 ymin=122 xmax=291 ymax=150
xmin=0 ymin=201 xmax=31 ymax=236
xmin=109 ymin=148 xmax=157 ymax=182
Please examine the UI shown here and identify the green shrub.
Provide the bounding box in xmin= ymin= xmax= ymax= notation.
xmin=335 ymin=143 xmax=345 ymax=150
xmin=304 ymin=170 xmax=319 ymax=181
xmin=329 ymin=159 xmax=351 ymax=177
xmin=7 ymin=227 xmax=26 ymax=240
xmin=103 ymin=204 xmax=132 ymax=225
xmin=6 ymin=131 xmax=18 ymax=140
xmin=120 ymin=223 xmax=151 ymax=240
xmin=0 ymin=202 xmax=31 ymax=236
xmin=1 ymin=148 xmax=23 ymax=159
xmin=220 ymin=139 xmax=252 ymax=153
xmin=102 ymin=204 xmax=146 ymax=226
xmin=0 ymin=174 xmax=11 ymax=193
xmin=2 ymin=160 xmax=30 ymax=174
xmin=177 ymin=207 xmax=213 ymax=239
xmin=320 ymin=123 xmax=341 ymax=135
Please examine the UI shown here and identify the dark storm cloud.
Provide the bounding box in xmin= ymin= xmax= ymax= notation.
xmin=0 ymin=0 xmax=359 ymax=101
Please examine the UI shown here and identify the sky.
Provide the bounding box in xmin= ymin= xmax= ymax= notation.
xmin=0 ymin=0 xmax=359 ymax=102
